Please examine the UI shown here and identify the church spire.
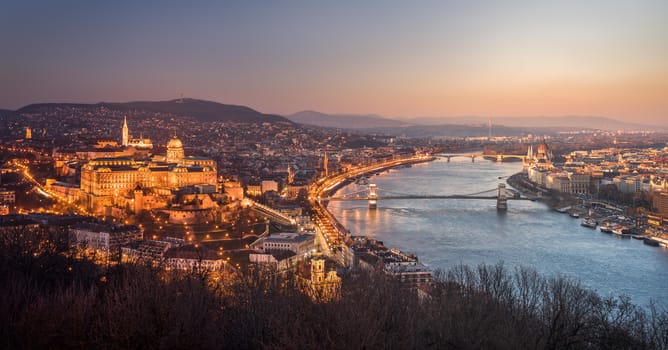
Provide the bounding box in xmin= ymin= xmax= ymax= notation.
xmin=122 ymin=116 xmax=129 ymax=146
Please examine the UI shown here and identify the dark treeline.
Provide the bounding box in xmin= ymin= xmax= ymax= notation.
xmin=1 ymin=226 xmax=667 ymax=349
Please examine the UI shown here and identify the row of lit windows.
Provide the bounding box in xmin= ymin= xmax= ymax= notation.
xmin=265 ymin=243 xmax=294 ymax=249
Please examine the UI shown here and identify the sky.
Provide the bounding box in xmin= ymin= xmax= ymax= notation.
xmin=1 ymin=0 xmax=666 ymax=124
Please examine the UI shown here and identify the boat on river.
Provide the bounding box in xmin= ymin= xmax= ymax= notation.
xmin=599 ymin=222 xmax=613 ymax=234
xmin=556 ymin=206 xmax=571 ymax=213
xmin=643 ymin=238 xmax=661 ymax=247
xmin=580 ymin=217 xmax=597 ymax=228
xmin=612 ymin=226 xmax=631 ymax=236
xmin=612 ymin=226 xmax=631 ymax=238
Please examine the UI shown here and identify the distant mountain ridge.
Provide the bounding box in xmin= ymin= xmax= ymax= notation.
xmin=9 ymin=99 xmax=664 ymax=133
xmin=16 ymin=99 xmax=292 ymax=124
xmin=288 ymin=110 xmax=413 ymax=129
xmin=407 ymin=116 xmax=663 ymax=130
xmin=286 ymin=110 xmax=665 ymax=132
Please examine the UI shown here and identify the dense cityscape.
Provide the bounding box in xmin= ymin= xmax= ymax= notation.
xmin=1 ymin=100 xmax=667 ymax=347
xmin=2 ymin=1 xmax=667 ymax=348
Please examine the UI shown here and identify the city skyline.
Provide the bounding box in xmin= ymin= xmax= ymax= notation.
xmin=1 ymin=0 xmax=666 ymax=125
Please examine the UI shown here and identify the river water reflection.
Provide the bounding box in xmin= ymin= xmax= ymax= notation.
xmin=327 ymin=157 xmax=668 ymax=306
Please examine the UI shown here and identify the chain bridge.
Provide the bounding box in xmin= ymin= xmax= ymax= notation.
xmin=321 ymin=183 xmax=537 ymax=211
xmin=439 ymin=153 xmax=527 ymax=162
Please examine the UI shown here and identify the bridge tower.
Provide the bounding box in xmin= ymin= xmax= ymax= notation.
xmin=497 ymin=183 xmax=507 ymax=211
xmin=368 ymin=183 xmax=378 ymax=209
xmin=496 ymin=154 xmax=503 ymax=162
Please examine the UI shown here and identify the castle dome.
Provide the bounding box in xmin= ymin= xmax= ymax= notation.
xmin=167 ymin=135 xmax=183 ymax=149
xmin=166 ymin=134 xmax=185 ymax=163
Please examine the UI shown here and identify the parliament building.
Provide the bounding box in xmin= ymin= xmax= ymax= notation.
xmin=80 ymin=118 xmax=217 ymax=214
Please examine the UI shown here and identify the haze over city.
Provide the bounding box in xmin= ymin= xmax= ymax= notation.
xmin=1 ymin=0 xmax=666 ymax=125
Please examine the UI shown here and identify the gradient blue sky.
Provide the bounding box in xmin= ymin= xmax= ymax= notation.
xmin=1 ymin=0 xmax=666 ymax=124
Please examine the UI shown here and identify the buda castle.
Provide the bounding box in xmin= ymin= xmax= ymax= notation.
xmin=80 ymin=117 xmax=217 ymax=214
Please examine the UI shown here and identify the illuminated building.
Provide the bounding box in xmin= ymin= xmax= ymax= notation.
xmin=127 ymin=137 xmax=153 ymax=149
xmin=164 ymin=245 xmax=224 ymax=272
xmin=80 ymin=155 xmax=216 ymax=197
xmin=69 ymin=222 xmax=143 ymax=262
xmin=121 ymin=237 xmax=185 ymax=264
xmin=525 ymin=139 xmax=553 ymax=169
xmin=285 ymin=182 xmax=308 ymax=199
xmin=568 ymin=172 xmax=591 ymax=193
xmin=121 ymin=116 xmax=153 ymax=149
xmin=260 ymin=232 xmax=315 ymax=256
xmin=165 ymin=133 xmax=185 ymax=163
xmin=527 ymin=139 xmax=556 ymax=186
xmin=25 ymin=127 xmax=31 ymax=140
xmin=122 ymin=116 xmax=129 ymax=146
xmin=79 ymin=120 xmax=216 ymax=214
xmin=222 ymin=181 xmax=244 ymax=200
xmin=351 ymin=237 xmax=432 ymax=288
xmin=246 ymin=183 xmax=261 ymax=197
xmin=653 ymin=191 xmax=668 ymax=216
xmin=260 ymin=180 xmax=278 ymax=194
xmin=299 ymin=258 xmax=341 ymax=302
xmin=0 ymin=188 xmax=16 ymax=204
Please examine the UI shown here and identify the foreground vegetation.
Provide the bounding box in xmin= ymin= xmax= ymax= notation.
xmin=1 ymin=226 xmax=667 ymax=349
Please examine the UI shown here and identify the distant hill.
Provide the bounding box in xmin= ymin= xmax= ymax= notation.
xmin=286 ymin=110 xmax=528 ymax=136
xmin=287 ymin=110 xmax=413 ymax=129
xmin=359 ymin=124 xmax=530 ymax=138
xmin=16 ymin=99 xmax=292 ymax=124
xmin=286 ymin=110 xmax=665 ymax=135
xmin=406 ymin=116 xmax=664 ymax=131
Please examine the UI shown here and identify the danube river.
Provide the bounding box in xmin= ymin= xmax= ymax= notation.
xmin=328 ymin=157 xmax=668 ymax=306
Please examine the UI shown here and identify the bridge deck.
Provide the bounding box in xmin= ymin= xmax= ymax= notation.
xmin=325 ymin=195 xmax=533 ymax=201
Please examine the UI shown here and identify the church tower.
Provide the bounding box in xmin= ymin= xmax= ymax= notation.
xmin=25 ymin=127 xmax=32 ymax=140
xmin=287 ymin=165 xmax=295 ymax=184
xmin=122 ymin=116 xmax=129 ymax=146
xmin=323 ymin=152 xmax=329 ymax=177
xmin=311 ymin=258 xmax=326 ymax=284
